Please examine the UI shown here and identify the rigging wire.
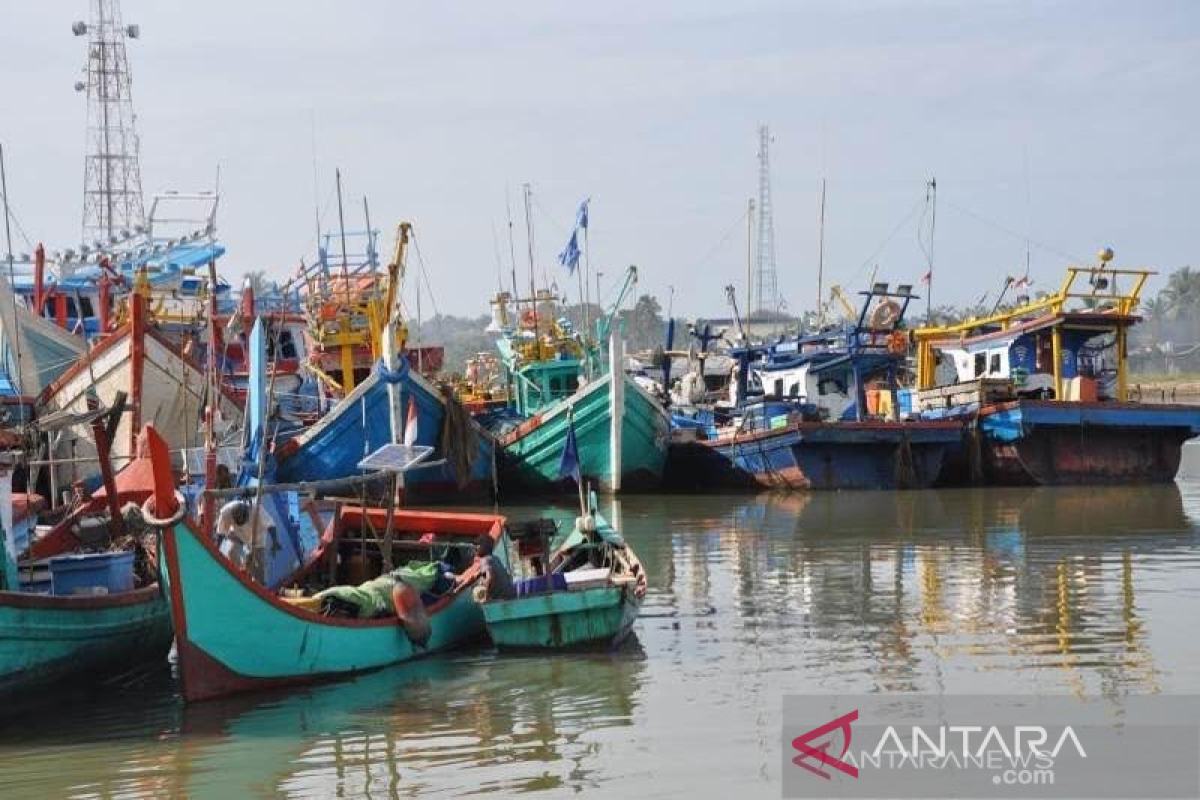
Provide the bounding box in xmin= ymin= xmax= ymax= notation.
xmin=940 ymin=199 xmax=1086 ymax=266
xmin=837 ymin=195 xmax=927 ymax=290
xmin=687 ymin=206 xmax=751 ymax=276
xmin=409 ymin=232 xmax=444 ymax=339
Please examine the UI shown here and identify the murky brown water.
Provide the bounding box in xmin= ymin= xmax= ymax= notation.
xmin=2 ymin=478 xmax=1199 ymax=797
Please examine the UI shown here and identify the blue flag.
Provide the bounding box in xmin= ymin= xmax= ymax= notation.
xmin=557 ymin=229 xmax=581 ymax=274
xmin=576 ymin=198 xmax=590 ymax=231
xmin=558 ymin=419 xmax=582 ymax=485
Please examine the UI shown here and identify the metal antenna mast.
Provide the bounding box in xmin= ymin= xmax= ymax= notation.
xmin=74 ymin=0 xmax=145 ymax=244
xmin=754 ymin=124 xmax=778 ymax=320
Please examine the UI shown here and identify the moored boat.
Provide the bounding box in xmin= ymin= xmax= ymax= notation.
xmin=478 ymin=267 xmax=671 ymax=493
xmin=483 ymin=506 xmax=645 ymax=650
xmin=667 ymin=283 xmax=961 ymax=491
xmin=913 ymin=254 xmax=1200 ymax=486
xmin=160 ymin=491 xmax=506 ymax=702
xmin=0 ymin=427 xmax=173 ymax=698
xmin=37 ymin=292 xmax=242 ymax=497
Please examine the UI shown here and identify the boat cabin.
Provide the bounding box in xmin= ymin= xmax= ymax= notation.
xmin=730 ymin=282 xmax=918 ymax=421
xmin=914 ymin=259 xmax=1149 ymax=404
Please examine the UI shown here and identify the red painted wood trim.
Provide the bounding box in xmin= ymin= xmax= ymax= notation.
xmin=129 ymin=293 xmax=146 ymax=452
xmin=169 ymin=509 xmax=503 ymax=631
xmin=0 ymin=584 xmax=164 ymax=610
xmin=162 ymin=520 xmax=190 ymax=642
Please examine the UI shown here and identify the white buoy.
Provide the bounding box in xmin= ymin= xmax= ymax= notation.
xmin=609 ymin=332 xmax=624 ymax=492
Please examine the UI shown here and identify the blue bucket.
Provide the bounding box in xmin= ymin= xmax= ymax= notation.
xmin=48 ymin=552 xmax=135 ymax=596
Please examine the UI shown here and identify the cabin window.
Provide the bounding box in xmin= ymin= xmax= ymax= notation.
xmin=789 ymin=382 xmax=800 ymax=398
xmin=989 ymin=353 xmax=1001 ymax=375
xmin=79 ymin=297 xmax=94 ymax=317
xmin=549 ymin=376 xmax=562 ymax=394
xmin=974 ymin=353 xmax=986 ymax=378
xmin=65 ymin=298 xmax=79 ymax=318
xmin=565 ymin=374 xmax=578 ymax=392
xmin=278 ymin=330 xmax=298 ymax=360
xmin=773 ymin=379 xmax=783 ymax=398
xmin=818 ymin=378 xmax=847 ymax=396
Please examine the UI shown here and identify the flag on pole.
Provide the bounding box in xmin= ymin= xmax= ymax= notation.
xmin=558 ymin=229 xmax=581 ymax=274
xmin=1012 ymin=274 xmax=1032 ymax=290
xmin=403 ymin=396 xmax=419 ymax=447
xmin=558 ymin=417 xmax=582 ymax=485
xmin=576 ymin=198 xmax=590 ymax=231
xmin=921 ymin=269 xmax=932 ymax=285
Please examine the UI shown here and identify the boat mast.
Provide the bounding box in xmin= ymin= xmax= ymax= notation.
xmin=0 ymin=144 xmax=27 ymax=414
xmin=926 ymin=176 xmax=937 ymax=322
xmin=522 ymin=183 xmax=539 ymax=339
xmin=505 ymin=188 xmax=520 ymax=302
xmin=816 ymin=178 xmax=827 ymax=328
xmin=201 ymin=250 xmax=219 ymax=536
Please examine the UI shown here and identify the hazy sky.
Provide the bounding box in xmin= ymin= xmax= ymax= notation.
xmin=2 ymin=1 xmax=1197 ymax=319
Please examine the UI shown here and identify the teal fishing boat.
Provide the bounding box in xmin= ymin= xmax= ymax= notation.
xmin=0 ymin=584 xmax=172 ymax=696
xmin=0 ymin=424 xmax=173 ymax=697
xmin=482 ymin=508 xmax=646 ymax=650
xmin=497 ymin=367 xmax=670 ymax=493
xmin=143 ymin=423 xmax=508 ymax=702
xmin=479 ymin=265 xmax=670 ymax=493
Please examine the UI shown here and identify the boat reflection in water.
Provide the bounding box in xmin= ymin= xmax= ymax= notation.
xmin=641 ymin=484 xmax=1194 ymax=697
xmin=0 ymin=645 xmax=645 ymax=797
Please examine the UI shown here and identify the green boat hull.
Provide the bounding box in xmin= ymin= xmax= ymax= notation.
xmin=499 ymin=373 xmax=670 ymax=493
xmin=162 ymin=520 xmax=491 ymax=702
xmin=482 ymin=586 xmax=641 ymax=649
xmin=0 ymin=586 xmax=173 ymax=697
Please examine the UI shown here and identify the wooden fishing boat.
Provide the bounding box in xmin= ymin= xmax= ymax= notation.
xmin=0 ymin=426 xmax=174 ymax=697
xmin=670 ymin=412 xmax=962 ymax=491
xmin=143 ymin=425 xmax=507 ymax=702
xmin=496 ymin=368 xmax=671 ymax=493
xmin=0 ymin=585 xmax=172 ymax=697
xmin=273 ymin=357 xmax=497 ymax=501
xmin=161 ymin=500 xmax=506 ymax=702
xmin=278 ymin=221 xmax=494 ymax=500
xmin=913 ymin=255 xmax=1200 ymax=485
xmin=37 ymin=292 xmax=242 ymax=497
xmin=480 ymin=266 xmax=671 ymax=493
xmin=666 ymin=283 xmax=961 ymax=491
xmin=482 ymin=510 xmax=645 ymax=650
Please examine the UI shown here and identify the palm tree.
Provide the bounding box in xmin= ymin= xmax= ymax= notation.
xmin=1160 ymin=266 xmax=1200 ymax=344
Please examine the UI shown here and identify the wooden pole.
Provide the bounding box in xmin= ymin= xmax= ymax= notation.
xmin=608 ymin=332 xmax=624 ymax=492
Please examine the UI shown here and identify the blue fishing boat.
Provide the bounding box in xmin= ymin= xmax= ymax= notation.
xmin=667 ymin=283 xmax=961 ymax=491
xmin=273 ymin=357 xmax=496 ymax=501
xmin=277 ymin=221 xmax=494 ymax=501
xmin=913 ymin=254 xmax=1200 ymax=485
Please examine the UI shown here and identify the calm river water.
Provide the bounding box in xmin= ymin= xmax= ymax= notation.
xmin=3 ymin=475 xmax=1200 ymax=797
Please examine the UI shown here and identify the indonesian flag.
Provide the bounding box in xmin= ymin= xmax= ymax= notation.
xmin=921 ymin=269 xmax=932 ymax=285
xmin=1012 ymin=274 xmax=1033 ymax=290
xmin=403 ymin=397 xmax=419 ymax=447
